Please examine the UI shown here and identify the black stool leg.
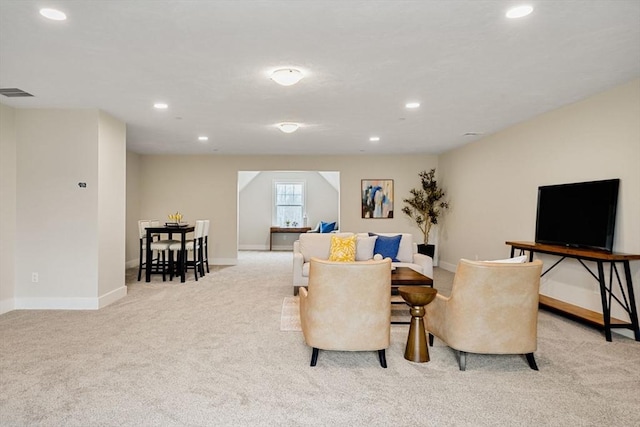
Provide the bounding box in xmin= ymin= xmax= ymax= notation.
xmin=161 ymin=251 xmax=166 ymax=282
xmin=310 ymin=348 xmax=319 ymax=366
xmin=204 ymin=237 xmax=210 ymax=273
xmin=137 ymin=242 xmax=144 ymax=281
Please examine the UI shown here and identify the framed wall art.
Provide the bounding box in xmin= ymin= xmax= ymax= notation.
xmin=361 ymin=179 xmax=394 ymax=218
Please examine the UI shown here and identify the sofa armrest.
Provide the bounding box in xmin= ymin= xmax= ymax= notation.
xmin=412 ymin=253 xmax=434 ymax=279
xmin=293 ymin=251 xmax=305 ymax=278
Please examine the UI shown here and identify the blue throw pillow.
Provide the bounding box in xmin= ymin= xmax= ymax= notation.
xmin=369 ymin=233 xmax=402 ymax=262
xmin=320 ymin=221 xmax=336 ymax=233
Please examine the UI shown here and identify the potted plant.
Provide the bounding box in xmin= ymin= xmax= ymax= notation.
xmin=401 ymin=169 xmax=449 ymax=257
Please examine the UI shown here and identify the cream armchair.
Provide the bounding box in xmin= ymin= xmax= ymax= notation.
xmin=299 ymin=258 xmax=392 ymax=368
xmin=426 ymin=259 xmax=543 ymax=371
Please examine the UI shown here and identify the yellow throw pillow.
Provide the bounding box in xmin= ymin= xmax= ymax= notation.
xmin=328 ymin=235 xmax=357 ymax=262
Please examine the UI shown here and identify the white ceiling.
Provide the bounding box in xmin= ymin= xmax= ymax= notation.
xmin=1 ymin=1 xmax=639 ymax=155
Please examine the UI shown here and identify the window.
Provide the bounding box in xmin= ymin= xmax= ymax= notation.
xmin=274 ymin=181 xmax=304 ymax=226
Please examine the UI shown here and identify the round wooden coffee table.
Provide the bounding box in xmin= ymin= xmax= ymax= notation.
xmin=398 ymin=286 xmax=438 ymax=363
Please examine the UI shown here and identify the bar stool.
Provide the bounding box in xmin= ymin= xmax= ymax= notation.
xmin=202 ymin=219 xmax=210 ymax=274
xmin=137 ymin=220 xmax=174 ymax=281
xmin=170 ymin=220 xmax=206 ymax=281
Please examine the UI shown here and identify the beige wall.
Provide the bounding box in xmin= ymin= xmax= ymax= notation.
xmin=125 ymin=151 xmax=142 ymax=268
xmin=0 ymin=104 xmax=17 ymax=313
xmin=133 ymin=154 xmax=438 ymax=264
xmin=97 ymin=111 xmax=127 ymax=299
xmin=7 ymin=107 xmax=127 ymax=310
xmin=438 ymin=78 xmax=640 ymax=329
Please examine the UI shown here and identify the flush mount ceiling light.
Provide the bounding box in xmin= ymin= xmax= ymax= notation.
xmin=153 ymin=102 xmax=168 ymax=109
xmin=40 ymin=8 xmax=67 ymax=20
xmin=198 ymin=136 xmax=209 ymax=141
xmin=277 ymin=122 xmax=300 ymax=133
xmin=506 ymin=5 xmax=534 ymax=19
xmin=369 ymin=136 xmax=380 ymax=142
xmin=270 ymin=68 xmax=304 ymax=86
xmin=405 ymin=102 xmax=421 ymax=109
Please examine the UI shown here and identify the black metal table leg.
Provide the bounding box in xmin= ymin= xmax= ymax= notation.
xmin=596 ymin=262 xmax=612 ymax=342
xmin=622 ymin=261 xmax=640 ymax=341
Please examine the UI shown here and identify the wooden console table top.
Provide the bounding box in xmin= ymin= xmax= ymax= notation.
xmin=270 ymin=227 xmax=312 ymax=233
xmin=269 ymin=226 xmax=311 ymax=251
xmin=506 ymin=241 xmax=640 ymax=261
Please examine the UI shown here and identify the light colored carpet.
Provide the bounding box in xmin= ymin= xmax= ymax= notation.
xmin=1 ymin=251 xmax=639 ymax=426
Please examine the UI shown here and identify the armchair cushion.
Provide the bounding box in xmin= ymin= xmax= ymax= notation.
xmin=328 ymin=235 xmax=357 ymax=262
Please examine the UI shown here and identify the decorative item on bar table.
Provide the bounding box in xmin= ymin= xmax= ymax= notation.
xmin=166 ymin=211 xmax=183 ymax=226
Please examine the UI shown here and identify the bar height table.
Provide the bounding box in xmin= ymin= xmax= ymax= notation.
xmin=145 ymin=224 xmax=195 ymax=283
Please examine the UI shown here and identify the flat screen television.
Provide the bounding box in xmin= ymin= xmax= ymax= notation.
xmin=535 ymin=179 xmax=620 ymax=252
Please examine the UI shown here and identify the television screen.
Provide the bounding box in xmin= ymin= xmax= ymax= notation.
xmin=535 ymin=179 xmax=620 ymax=252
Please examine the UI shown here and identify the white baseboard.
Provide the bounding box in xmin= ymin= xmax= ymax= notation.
xmin=125 ymin=258 xmax=139 ymax=269
xmin=238 ymin=244 xmax=268 ymax=250
xmin=98 ymin=286 xmax=127 ymax=308
xmin=211 ymin=257 xmax=238 ymax=266
xmin=13 ymin=285 xmax=127 ymax=310
xmin=15 ymin=296 xmax=100 ymax=310
xmin=438 ymin=260 xmax=457 ymax=273
xmin=0 ymin=298 xmax=14 ymax=315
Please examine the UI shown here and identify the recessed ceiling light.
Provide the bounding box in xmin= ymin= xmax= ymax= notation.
xmin=270 ymin=68 xmax=304 ymax=86
xmin=277 ymin=122 xmax=300 ymax=133
xmin=40 ymin=8 xmax=67 ymax=21
xmin=198 ymin=136 xmax=209 ymax=141
xmin=405 ymin=102 xmax=420 ymax=109
xmin=369 ymin=136 xmax=380 ymax=142
xmin=153 ymin=103 xmax=168 ymax=109
xmin=506 ymin=5 xmax=533 ymax=19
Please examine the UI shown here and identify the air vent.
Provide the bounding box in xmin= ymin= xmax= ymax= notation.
xmin=0 ymin=88 xmax=34 ymax=97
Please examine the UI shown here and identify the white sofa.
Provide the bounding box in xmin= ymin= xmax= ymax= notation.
xmin=292 ymin=232 xmax=433 ymax=295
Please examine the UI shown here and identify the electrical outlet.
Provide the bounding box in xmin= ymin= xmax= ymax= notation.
xmin=31 ymin=272 xmax=38 ymax=283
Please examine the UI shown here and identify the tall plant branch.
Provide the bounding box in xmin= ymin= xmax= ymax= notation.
xmin=401 ymin=169 xmax=449 ymax=245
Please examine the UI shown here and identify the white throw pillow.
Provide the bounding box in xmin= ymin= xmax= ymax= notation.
xmin=484 ymin=255 xmax=528 ymax=263
xmin=355 ymin=236 xmax=377 ymax=261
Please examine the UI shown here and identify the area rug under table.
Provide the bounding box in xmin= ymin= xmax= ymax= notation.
xmin=280 ymin=296 xmax=410 ymax=331
xmin=280 ymin=296 xmax=301 ymax=331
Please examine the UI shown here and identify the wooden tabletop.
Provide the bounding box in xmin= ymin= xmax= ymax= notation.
xmin=391 ymin=267 xmax=433 ymax=287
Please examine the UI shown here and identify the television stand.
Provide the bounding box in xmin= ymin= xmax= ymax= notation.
xmin=506 ymin=241 xmax=640 ymax=342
